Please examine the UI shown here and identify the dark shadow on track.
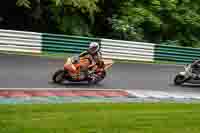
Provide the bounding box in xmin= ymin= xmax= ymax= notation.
xmin=168 ymin=82 xmax=200 ymax=89
xmin=48 ymin=81 xmax=104 ymax=88
xmin=179 ymin=83 xmax=200 ymax=88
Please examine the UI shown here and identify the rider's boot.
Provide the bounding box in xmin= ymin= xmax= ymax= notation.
xmin=83 ymin=69 xmax=89 ymax=78
xmin=80 ymin=66 xmax=89 ymax=79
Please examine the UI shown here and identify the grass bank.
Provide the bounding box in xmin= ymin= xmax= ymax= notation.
xmin=0 ymin=103 xmax=199 ymax=133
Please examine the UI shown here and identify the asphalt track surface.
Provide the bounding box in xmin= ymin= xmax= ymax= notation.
xmin=1 ymin=53 xmax=200 ymax=94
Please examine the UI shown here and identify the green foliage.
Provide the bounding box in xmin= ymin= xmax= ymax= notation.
xmin=16 ymin=0 xmax=31 ymax=8
xmin=110 ymin=0 xmax=200 ymax=47
xmin=5 ymin=0 xmax=200 ymax=47
xmin=57 ymin=15 xmax=92 ymax=36
xmin=111 ymin=0 xmax=162 ymax=41
xmin=48 ymin=0 xmax=99 ymax=36
xmin=50 ymin=0 xmax=100 ymax=22
xmin=14 ymin=0 xmax=100 ymax=35
xmin=160 ymin=40 xmax=181 ymax=46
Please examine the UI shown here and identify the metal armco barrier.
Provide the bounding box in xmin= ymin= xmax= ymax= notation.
xmin=0 ymin=29 xmax=200 ymax=64
xmin=42 ymin=33 xmax=99 ymax=54
xmin=0 ymin=29 xmax=42 ymax=53
xmin=155 ymin=45 xmax=200 ymax=64
xmin=101 ymin=39 xmax=155 ymax=62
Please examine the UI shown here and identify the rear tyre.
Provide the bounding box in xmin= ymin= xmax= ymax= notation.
xmin=174 ymin=74 xmax=187 ymax=85
xmin=52 ymin=69 xmax=66 ymax=84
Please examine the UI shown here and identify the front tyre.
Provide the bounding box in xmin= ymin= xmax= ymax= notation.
xmin=52 ymin=70 xmax=66 ymax=84
xmin=174 ymin=74 xmax=187 ymax=85
xmin=88 ymin=71 xmax=106 ymax=85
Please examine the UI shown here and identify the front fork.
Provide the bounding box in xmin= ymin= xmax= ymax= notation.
xmin=179 ymin=68 xmax=195 ymax=80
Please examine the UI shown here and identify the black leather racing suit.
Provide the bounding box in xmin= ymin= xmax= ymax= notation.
xmin=191 ymin=60 xmax=200 ymax=78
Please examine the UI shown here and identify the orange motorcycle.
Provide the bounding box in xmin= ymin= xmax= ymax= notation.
xmin=52 ymin=56 xmax=113 ymax=84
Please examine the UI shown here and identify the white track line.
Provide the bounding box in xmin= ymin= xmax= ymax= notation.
xmin=126 ymin=90 xmax=200 ymax=99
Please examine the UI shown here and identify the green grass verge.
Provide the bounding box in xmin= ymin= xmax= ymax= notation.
xmin=0 ymin=51 xmax=182 ymax=65
xmin=0 ymin=51 xmax=73 ymax=59
xmin=0 ymin=103 xmax=200 ymax=133
xmin=113 ymin=58 xmax=179 ymax=65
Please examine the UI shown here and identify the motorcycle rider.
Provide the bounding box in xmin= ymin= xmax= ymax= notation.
xmin=191 ymin=59 xmax=200 ymax=79
xmin=78 ymin=42 xmax=104 ymax=78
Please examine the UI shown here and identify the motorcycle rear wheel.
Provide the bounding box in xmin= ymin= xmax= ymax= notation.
xmin=52 ymin=69 xmax=66 ymax=84
xmin=174 ymin=74 xmax=188 ymax=85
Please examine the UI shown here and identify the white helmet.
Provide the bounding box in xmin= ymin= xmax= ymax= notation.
xmin=88 ymin=42 xmax=100 ymax=54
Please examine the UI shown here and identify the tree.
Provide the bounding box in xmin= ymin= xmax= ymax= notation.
xmin=16 ymin=0 xmax=31 ymax=8
xmin=110 ymin=0 xmax=200 ymax=47
xmin=14 ymin=0 xmax=101 ymax=35
xmin=49 ymin=0 xmax=101 ymax=36
xmin=2 ymin=0 xmax=199 ymax=47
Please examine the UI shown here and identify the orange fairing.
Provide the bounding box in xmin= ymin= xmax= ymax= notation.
xmin=64 ymin=63 xmax=80 ymax=74
xmin=79 ymin=58 xmax=90 ymax=66
xmin=64 ymin=57 xmax=90 ymax=74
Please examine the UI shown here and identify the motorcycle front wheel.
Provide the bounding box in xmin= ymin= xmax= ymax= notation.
xmin=88 ymin=71 xmax=106 ymax=85
xmin=52 ymin=69 xmax=66 ymax=84
xmin=174 ymin=74 xmax=188 ymax=85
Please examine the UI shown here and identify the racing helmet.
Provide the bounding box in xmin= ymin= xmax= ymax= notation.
xmin=88 ymin=42 xmax=100 ymax=54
